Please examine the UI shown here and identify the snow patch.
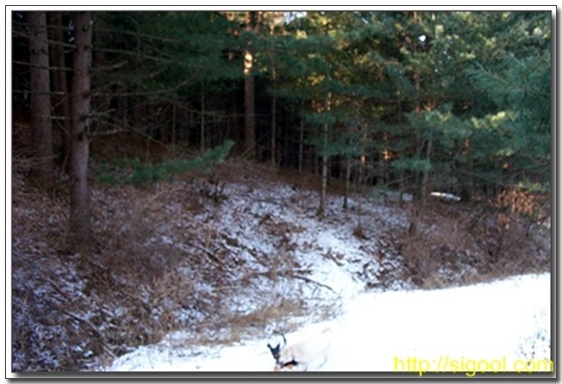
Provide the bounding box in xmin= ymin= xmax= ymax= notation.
xmin=106 ymin=273 xmax=550 ymax=372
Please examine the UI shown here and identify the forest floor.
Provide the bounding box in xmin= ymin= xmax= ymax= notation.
xmin=10 ymin=155 xmax=551 ymax=373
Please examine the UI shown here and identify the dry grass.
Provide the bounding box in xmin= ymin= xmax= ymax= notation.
xmin=196 ymin=299 xmax=307 ymax=347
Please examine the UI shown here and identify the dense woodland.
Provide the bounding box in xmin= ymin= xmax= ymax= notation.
xmin=13 ymin=10 xmax=551 ymax=252
xmin=11 ymin=10 xmax=552 ymax=372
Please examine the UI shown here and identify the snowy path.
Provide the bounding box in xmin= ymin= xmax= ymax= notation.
xmin=107 ymin=273 xmax=550 ymax=374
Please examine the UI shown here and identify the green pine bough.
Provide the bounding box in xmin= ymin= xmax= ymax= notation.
xmin=94 ymin=140 xmax=234 ymax=186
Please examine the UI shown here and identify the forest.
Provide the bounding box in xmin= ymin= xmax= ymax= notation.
xmin=10 ymin=9 xmax=552 ymax=373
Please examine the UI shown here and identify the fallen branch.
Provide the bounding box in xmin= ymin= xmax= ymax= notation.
xmin=292 ymin=275 xmax=335 ymax=293
xmin=246 ymin=269 xmax=334 ymax=293
xmin=182 ymin=240 xmax=230 ymax=273
xmin=323 ymin=249 xmax=344 ymax=267
xmin=62 ymin=309 xmax=117 ymax=359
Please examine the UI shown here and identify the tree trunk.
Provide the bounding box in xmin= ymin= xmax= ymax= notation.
xmin=318 ymin=142 xmax=328 ymax=218
xmin=171 ymin=103 xmax=176 ymax=153
xmin=421 ymin=136 xmax=433 ymax=207
xmin=318 ymin=93 xmax=331 ymax=218
xmin=413 ymin=68 xmax=424 ymax=200
xmin=228 ymin=91 xmax=240 ymax=145
xmin=270 ymin=69 xmax=277 ymax=166
xmin=200 ymin=80 xmax=206 ymax=152
xmin=244 ymin=11 xmax=257 ymax=158
xmin=67 ymin=11 xmax=93 ymax=255
xmin=343 ymin=157 xmax=351 ymax=210
xmin=269 ymin=23 xmax=277 ymax=167
xmin=298 ymin=108 xmax=304 ymax=173
xmin=48 ymin=12 xmax=71 ymax=175
xmin=28 ymin=11 xmax=53 ymax=185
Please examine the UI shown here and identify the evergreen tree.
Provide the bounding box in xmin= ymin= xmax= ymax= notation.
xmin=467 ymin=17 xmax=550 ymax=189
xmin=28 ymin=11 xmax=53 ymax=185
xmin=68 ymin=11 xmax=93 ymax=255
xmin=92 ymin=12 xmax=239 ymax=149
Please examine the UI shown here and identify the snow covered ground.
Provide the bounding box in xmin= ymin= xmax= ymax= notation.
xmin=106 ymin=273 xmax=551 ymax=375
xmin=11 ymin=159 xmax=552 ymax=374
xmin=100 ymin=177 xmax=551 ymax=376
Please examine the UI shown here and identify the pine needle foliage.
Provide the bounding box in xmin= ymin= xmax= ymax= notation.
xmin=95 ymin=140 xmax=234 ymax=186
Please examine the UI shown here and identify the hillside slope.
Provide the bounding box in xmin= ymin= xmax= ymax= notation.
xmin=11 ymin=158 xmax=550 ymax=372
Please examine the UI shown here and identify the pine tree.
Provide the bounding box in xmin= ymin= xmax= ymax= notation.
xmin=67 ymin=11 xmax=93 ymax=255
xmin=48 ymin=12 xmax=71 ymax=174
xmin=28 ymin=11 xmax=53 ymax=185
xmin=92 ymin=12 xmax=239 ymax=150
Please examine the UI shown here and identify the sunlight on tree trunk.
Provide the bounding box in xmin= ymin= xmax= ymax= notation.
xmin=244 ymin=11 xmax=257 ymax=158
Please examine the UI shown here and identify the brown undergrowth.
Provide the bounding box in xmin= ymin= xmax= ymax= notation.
xmin=397 ymin=196 xmax=550 ymax=289
xmin=11 ymin=156 xmax=315 ymax=372
xmin=11 ymin=145 xmax=551 ymax=372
